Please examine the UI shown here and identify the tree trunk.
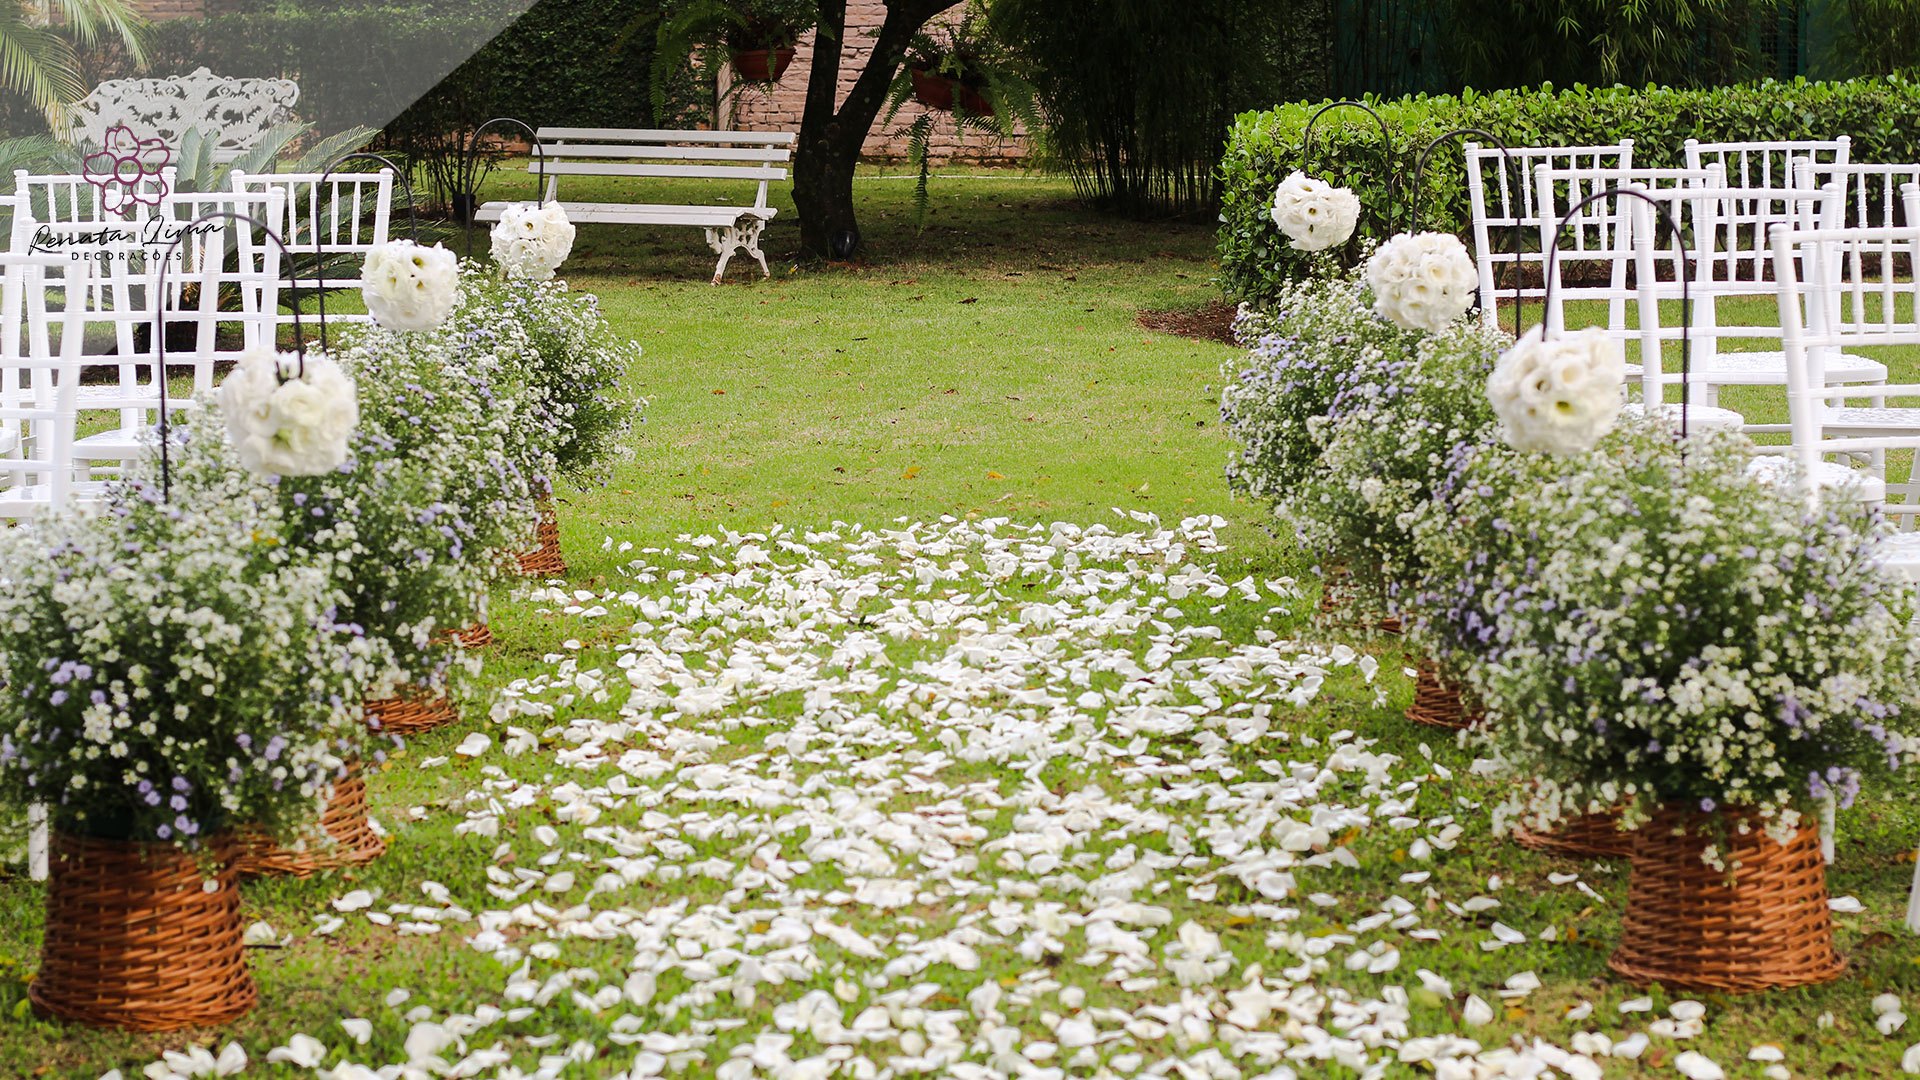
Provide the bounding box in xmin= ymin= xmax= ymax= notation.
xmin=793 ymin=0 xmax=961 ymax=258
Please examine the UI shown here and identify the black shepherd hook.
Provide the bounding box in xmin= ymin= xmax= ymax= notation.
xmin=1301 ymin=99 xmax=1398 ymax=237
xmin=461 ymin=117 xmax=551 ymax=259
xmin=314 ymin=149 xmax=420 ymax=352
xmin=152 ymin=210 xmax=318 ymax=501
xmin=1411 ymin=128 xmax=1521 ymax=340
xmin=1537 ymin=186 xmax=1694 ymax=440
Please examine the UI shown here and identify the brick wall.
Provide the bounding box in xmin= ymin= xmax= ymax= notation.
xmin=721 ymin=2 xmax=1029 ymax=163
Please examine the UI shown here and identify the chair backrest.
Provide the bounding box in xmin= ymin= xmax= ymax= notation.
xmin=533 ymin=127 xmax=795 ymax=211
xmin=0 ymin=250 xmax=87 ymax=516
xmin=156 ymin=189 xmax=288 ymax=366
xmin=12 ymin=168 xmax=176 ymax=237
xmin=1773 ymin=209 xmax=1920 ymax=501
xmin=1464 ymin=141 xmax=1633 ymax=332
xmin=1684 ymin=137 xmax=1851 ymax=190
xmin=1531 ymin=164 xmax=1722 ymax=338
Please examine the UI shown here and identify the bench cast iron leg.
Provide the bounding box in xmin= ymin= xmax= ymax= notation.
xmin=705 ymin=218 xmax=770 ymax=284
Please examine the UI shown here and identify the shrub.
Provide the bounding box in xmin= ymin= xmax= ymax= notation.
xmin=1218 ymin=75 xmax=1920 ymax=305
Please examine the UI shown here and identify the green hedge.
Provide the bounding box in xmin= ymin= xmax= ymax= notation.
xmin=1218 ymin=75 xmax=1920 ymax=305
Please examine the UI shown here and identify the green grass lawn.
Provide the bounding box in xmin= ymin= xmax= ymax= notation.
xmin=7 ymin=170 xmax=1920 ymax=1079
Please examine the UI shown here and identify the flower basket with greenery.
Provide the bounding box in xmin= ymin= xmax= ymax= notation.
xmin=1462 ymin=424 xmax=1920 ymax=990
xmin=454 ymin=267 xmax=646 ymax=486
xmin=0 ymin=461 xmax=373 ymax=1028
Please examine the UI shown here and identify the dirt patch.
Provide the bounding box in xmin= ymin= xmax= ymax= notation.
xmin=1137 ymin=300 xmax=1239 ymax=347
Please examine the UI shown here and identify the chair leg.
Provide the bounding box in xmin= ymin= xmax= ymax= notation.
xmin=27 ymin=803 xmax=47 ymax=881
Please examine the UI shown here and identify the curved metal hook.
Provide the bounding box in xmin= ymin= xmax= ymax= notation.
xmin=462 ymin=117 xmax=550 ymax=259
xmin=1411 ymin=127 xmax=1520 ymax=339
xmin=153 ymin=210 xmax=316 ymax=501
xmin=315 ymin=149 xmax=419 ymax=352
xmin=1301 ymin=99 xmax=1398 ymax=237
xmin=1538 ymin=186 xmax=1693 ymax=440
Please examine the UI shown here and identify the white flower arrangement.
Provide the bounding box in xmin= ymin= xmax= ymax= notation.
xmin=218 ymin=349 xmax=359 ymax=478
xmin=1365 ymin=231 xmax=1479 ymax=333
xmin=1220 ymin=254 xmax=1421 ymax=511
xmin=360 ymin=240 xmax=459 ymax=332
xmin=1455 ymin=425 xmax=1920 ymax=838
xmin=490 ymin=203 xmax=577 ymax=281
xmin=0 ymin=470 xmax=374 ymax=845
xmin=1270 ymin=171 xmax=1361 ymax=253
xmin=1486 ymin=326 xmax=1624 ymax=456
xmin=449 ymin=266 xmax=645 ymax=482
xmin=1293 ymin=316 xmax=1507 ymax=614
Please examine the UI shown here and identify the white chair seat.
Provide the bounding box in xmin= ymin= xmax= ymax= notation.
xmin=1620 ymin=402 xmax=1747 ymax=432
xmin=0 ymin=426 xmax=16 ymax=456
xmin=72 ymin=429 xmax=149 ymax=460
xmin=0 ymin=481 xmax=106 ymax=517
xmin=1745 ymin=455 xmax=1887 ymax=503
xmin=1622 ymin=351 xmax=1887 ymax=388
xmin=1822 ymin=406 xmax=1920 ymax=435
xmin=1872 ymin=532 xmax=1920 ymax=584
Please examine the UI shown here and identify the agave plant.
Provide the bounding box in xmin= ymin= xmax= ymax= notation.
xmin=1 ymin=0 xmax=145 ymax=128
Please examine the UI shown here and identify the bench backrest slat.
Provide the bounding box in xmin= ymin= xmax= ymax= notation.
xmin=538 ymin=126 xmax=795 ymax=146
xmin=534 ymin=143 xmax=791 ymax=165
xmin=539 ymin=162 xmax=788 ymax=183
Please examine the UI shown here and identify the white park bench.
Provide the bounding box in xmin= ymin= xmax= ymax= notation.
xmin=475 ymin=127 xmax=795 ymax=283
xmin=67 ymin=66 xmax=300 ymax=164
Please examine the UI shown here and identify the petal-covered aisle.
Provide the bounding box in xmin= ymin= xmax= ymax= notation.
xmin=127 ymin=515 xmax=1796 ymax=1080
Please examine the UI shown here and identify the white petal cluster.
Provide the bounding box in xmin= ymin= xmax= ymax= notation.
xmin=1365 ymin=231 xmax=1478 ymax=333
xmin=1270 ymin=171 xmax=1360 ymax=252
xmin=218 ymin=349 xmax=359 ymax=478
xmin=490 ymin=203 xmax=577 ymax=281
xmin=360 ymin=240 xmax=459 ymax=332
xmin=1486 ymin=326 xmax=1624 ymax=456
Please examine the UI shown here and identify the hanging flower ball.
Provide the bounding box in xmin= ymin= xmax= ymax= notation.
xmin=1270 ymin=171 xmax=1361 ymax=253
xmin=490 ymin=203 xmax=577 ymax=282
xmin=1486 ymin=326 xmax=1625 ymax=456
xmin=219 ymin=349 xmax=360 ymax=478
xmin=361 ymin=240 xmax=460 ymax=332
xmin=1365 ymin=231 xmax=1478 ymax=333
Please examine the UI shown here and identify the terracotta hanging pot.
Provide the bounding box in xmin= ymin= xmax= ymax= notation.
xmin=731 ymin=47 xmax=796 ymax=84
xmin=910 ymin=68 xmax=956 ymax=111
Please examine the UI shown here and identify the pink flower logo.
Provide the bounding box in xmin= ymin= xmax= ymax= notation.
xmin=82 ymin=125 xmax=172 ymax=217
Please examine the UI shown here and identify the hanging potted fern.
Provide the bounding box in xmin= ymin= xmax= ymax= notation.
xmin=885 ymin=2 xmax=1041 ymax=225
xmin=638 ymin=0 xmax=817 ymax=120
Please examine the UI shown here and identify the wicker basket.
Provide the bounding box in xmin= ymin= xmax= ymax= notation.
xmin=1316 ymin=577 xmax=1402 ymax=635
xmin=32 ymin=832 xmax=256 ymax=1031
xmin=229 ymin=767 xmax=386 ymax=879
xmin=1609 ymin=807 xmax=1846 ymax=993
xmin=1405 ymin=663 xmax=1480 ymax=730
xmin=365 ymin=689 xmax=459 ymax=737
xmin=450 ymin=622 xmax=493 ymax=649
xmin=1514 ymin=809 xmax=1634 ymax=860
xmin=517 ymin=502 xmax=565 ymax=578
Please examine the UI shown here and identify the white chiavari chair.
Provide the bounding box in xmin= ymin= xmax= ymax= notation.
xmin=1464 ymin=140 xmax=1633 ymax=334
xmin=232 ymin=168 xmax=392 ymax=328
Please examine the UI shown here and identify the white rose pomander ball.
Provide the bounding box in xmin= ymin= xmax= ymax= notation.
xmin=1487 ymin=326 xmax=1625 ymax=456
xmin=1270 ymin=171 xmax=1361 ymax=252
xmin=490 ymin=202 xmax=576 ymax=281
xmin=361 ymin=239 xmax=459 ymax=331
xmin=1365 ymin=231 xmax=1478 ymax=333
xmin=219 ymin=349 xmax=360 ymax=477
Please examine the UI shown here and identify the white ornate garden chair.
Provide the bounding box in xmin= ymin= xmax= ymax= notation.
xmin=231 ymin=168 xmax=391 ymax=328
xmin=10 ymin=168 xmax=174 ymax=237
xmin=1463 ymin=140 xmax=1633 ymax=334
xmin=66 ymin=67 xmax=299 ymax=165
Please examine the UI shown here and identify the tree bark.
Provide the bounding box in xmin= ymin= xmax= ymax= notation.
xmin=792 ymin=0 xmax=961 ymax=258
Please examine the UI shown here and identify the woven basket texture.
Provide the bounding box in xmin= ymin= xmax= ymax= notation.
xmin=1514 ymin=809 xmax=1634 ymax=860
xmin=1405 ymin=664 xmax=1480 ymax=731
xmin=1609 ymin=808 xmax=1846 ymax=992
xmin=517 ymin=504 xmax=565 ymax=577
xmin=365 ymin=689 xmax=459 ymax=737
xmin=32 ymin=832 xmax=256 ymax=1031
xmin=231 ymin=767 xmax=386 ymax=879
